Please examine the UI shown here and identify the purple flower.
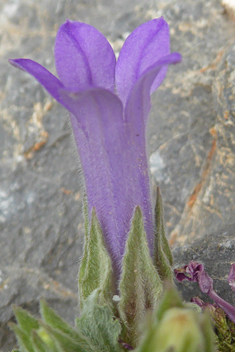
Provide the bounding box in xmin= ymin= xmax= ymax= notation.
xmin=9 ymin=18 xmax=181 ymax=274
xmin=175 ymin=261 xmax=235 ymax=324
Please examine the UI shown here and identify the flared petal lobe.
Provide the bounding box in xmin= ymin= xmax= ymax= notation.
xmin=9 ymin=59 xmax=65 ymax=105
xmin=55 ymin=21 xmax=116 ymax=92
xmin=125 ymin=52 xmax=182 ymax=128
xmin=115 ymin=17 xmax=170 ymax=105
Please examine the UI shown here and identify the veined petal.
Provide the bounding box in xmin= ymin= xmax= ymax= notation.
xmin=55 ymin=20 xmax=116 ymax=92
xmin=60 ymin=88 xmax=136 ymax=273
xmin=124 ymin=53 xmax=181 ymax=254
xmin=9 ymin=59 xmax=65 ymax=104
xmin=116 ymin=17 xmax=170 ymax=105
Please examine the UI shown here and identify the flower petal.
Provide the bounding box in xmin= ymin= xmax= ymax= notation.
xmin=8 ymin=59 xmax=65 ymax=104
xmin=123 ymin=53 xmax=181 ymax=253
xmin=55 ymin=20 xmax=116 ymax=92
xmin=125 ymin=52 xmax=181 ymax=128
xmin=115 ymin=17 xmax=170 ymax=105
xmin=60 ymin=88 xmax=138 ymax=273
xmin=209 ymin=290 xmax=235 ymax=324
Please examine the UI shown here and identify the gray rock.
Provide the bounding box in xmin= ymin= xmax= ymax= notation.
xmin=1 ymin=0 xmax=235 ymax=350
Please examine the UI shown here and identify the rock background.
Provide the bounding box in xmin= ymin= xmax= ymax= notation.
xmin=1 ymin=0 xmax=235 ymax=350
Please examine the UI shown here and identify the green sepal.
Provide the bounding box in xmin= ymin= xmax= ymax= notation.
xmin=9 ymin=323 xmax=34 ymax=352
xmin=154 ymin=187 xmax=173 ymax=281
xmin=76 ymin=290 xmax=122 ymax=352
xmin=78 ymin=196 xmax=90 ymax=298
xmin=78 ymin=206 xmax=115 ymax=309
xmin=118 ymin=206 xmax=163 ymax=347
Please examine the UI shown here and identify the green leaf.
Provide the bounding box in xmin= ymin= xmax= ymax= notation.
xmin=153 ymin=187 xmax=173 ymax=281
xmin=40 ymin=299 xmax=89 ymax=344
xmin=76 ymin=292 xmax=122 ymax=352
xmin=118 ymin=206 xmax=163 ymax=347
xmin=78 ymin=207 xmax=115 ymax=309
xmin=10 ymin=302 xmax=95 ymax=352
xmin=33 ymin=327 xmax=62 ymax=352
xmin=136 ymin=306 xmax=215 ymax=352
xmin=31 ymin=330 xmax=51 ymax=352
xmin=42 ymin=323 xmax=94 ymax=352
xmin=9 ymin=323 xmax=34 ymax=352
xmin=12 ymin=305 xmax=40 ymax=334
xmin=155 ymin=285 xmax=184 ymax=321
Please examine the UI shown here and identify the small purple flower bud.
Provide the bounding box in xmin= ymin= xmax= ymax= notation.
xmin=191 ymin=297 xmax=206 ymax=309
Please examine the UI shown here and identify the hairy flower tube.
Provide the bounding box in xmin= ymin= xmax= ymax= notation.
xmin=9 ymin=18 xmax=181 ymax=276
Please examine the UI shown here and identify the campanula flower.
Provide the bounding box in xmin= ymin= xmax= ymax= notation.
xmin=9 ymin=18 xmax=181 ymax=274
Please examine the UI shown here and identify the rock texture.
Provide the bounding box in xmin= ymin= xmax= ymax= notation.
xmin=1 ymin=0 xmax=235 ymax=350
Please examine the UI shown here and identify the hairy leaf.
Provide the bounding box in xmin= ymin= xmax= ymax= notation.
xmin=31 ymin=330 xmax=51 ymax=352
xmin=9 ymin=323 xmax=34 ymax=352
xmin=13 ymin=305 xmax=40 ymax=334
xmin=76 ymin=292 xmax=122 ymax=352
xmin=40 ymin=299 xmax=89 ymax=344
xmin=41 ymin=323 xmax=94 ymax=352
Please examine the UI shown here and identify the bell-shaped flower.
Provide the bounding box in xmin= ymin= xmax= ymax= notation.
xmin=9 ymin=18 xmax=181 ymax=275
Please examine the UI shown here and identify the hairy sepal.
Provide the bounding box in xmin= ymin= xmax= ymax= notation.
xmin=9 ymin=323 xmax=35 ymax=352
xmin=153 ymin=187 xmax=173 ymax=281
xmin=118 ymin=206 xmax=163 ymax=347
xmin=78 ymin=206 xmax=115 ymax=309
